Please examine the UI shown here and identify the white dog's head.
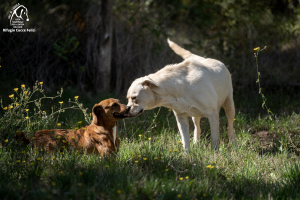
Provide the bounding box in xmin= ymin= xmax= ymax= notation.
xmin=127 ymin=76 xmax=158 ymax=117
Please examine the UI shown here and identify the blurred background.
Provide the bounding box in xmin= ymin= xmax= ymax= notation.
xmin=1 ymin=0 xmax=300 ymax=115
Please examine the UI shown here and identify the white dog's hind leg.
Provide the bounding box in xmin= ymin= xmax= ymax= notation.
xmin=192 ymin=117 xmax=201 ymax=144
xmin=173 ymin=111 xmax=190 ymax=150
xmin=208 ymin=112 xmax=220 ymax=151
xmin=223 ymin=96 xmax=237 ymax=147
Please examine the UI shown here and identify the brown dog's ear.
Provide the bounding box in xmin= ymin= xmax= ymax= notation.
xmin=141 ymin=77 xmax=158 ymax=88
xmin=92 ymin=105 xmax=104 ymax=125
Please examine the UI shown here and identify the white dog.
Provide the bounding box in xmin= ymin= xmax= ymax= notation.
xmin=127 ymin=39 xmax=237 ymax=150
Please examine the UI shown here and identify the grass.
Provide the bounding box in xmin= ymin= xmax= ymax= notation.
xmin=0 ymin=69 xmax=300 ymax=199
xmin=1 ymin=89 xmax=300 ymax=199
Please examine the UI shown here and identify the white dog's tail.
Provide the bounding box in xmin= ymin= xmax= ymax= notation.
xmin=167 ymin=39 xmax=192 ymax=59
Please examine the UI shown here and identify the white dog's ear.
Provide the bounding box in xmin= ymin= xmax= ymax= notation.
xmin=141 ymin=78 xmax=158 ymax=88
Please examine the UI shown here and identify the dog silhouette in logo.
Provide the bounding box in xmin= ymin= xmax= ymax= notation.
xmin=10 ymin=5 xmax=29 ymax=26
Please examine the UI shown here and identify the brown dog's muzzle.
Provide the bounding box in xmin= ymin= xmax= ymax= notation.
xmin=113 ymin=106 xmax=131 ymax=119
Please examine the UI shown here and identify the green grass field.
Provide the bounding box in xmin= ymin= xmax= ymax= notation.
xmin=1 ymin=83 xmax=300 ymax=199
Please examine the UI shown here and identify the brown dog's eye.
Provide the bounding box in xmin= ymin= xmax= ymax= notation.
xmin=111 ymin=103 xmax=119 ymax=107
xmin=132 ymin=97 xmax=137 ymax=100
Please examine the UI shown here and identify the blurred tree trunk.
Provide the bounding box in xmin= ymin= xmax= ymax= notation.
xmin=98 ymin=0 xmax=113 ymax=93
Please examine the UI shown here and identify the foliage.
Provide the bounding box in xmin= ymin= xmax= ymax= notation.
xmin=1 ymin=0 xmax=299 ymax=93
xmin=0 ymin=83 xmax=91 ymax=147
xmin=53 ymin=34 xmax=80 ymax=61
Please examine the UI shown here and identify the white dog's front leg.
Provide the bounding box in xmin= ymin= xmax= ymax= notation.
xmin=208 ymin=113 xmax=220 ymax=151
xmin=173 ymin=111 xmax=190 ymax=150
xmin=192 ymin=117 xmax=201 ymax=144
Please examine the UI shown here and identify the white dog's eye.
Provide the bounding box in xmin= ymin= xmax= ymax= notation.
xmin=132 ymin=97 xmax=137 ymax=100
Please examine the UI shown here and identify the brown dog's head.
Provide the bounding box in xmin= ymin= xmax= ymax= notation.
xmin=92 ymin=98 xmax=130 ymax=126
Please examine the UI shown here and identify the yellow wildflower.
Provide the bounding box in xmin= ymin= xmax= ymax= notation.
xmin=203 ymin=193 xmax=207 ymax=197
xmin=3 ymin=107 xmax=7 ymax=110
xmin=16 ymin=160 xmax=21 ymax=163
xmin=16 ymin=103 xmax=19 ymax=106
xmin=9 ymin=94 xmax=14 ymax=98
xmin=51 ymin=157 xmax=55 ymax=160
xmin=24 ymin=91 xmax=28 ymax=94
xmin=178 ymin=141 xmax=182 ymax=144
xmin=169 ymin=149 xmax=172 ymax=152
xmin=5 ymin=139 xmax=8 ymax=143
xmin=253 ymin=47 xmax=259 ymax=51
xmin=59 ymin=171 xmax=63 ymax=174
xmin=10 ymin=106 xmax=13 ymax=109
xmin=71 ymin=137 xmax=75 ymax=139
xmin=135 ymin=161 xmax=138 ymax=163
xmin=82 ymin=128 xmax=86 ymax=130
xmin=177 ymin=194 xmax=182 ymax=198
xmin=179 ymin=177 xmax=183 ymax=180
xmin=40 ymin=149 xmax=43 ymax=152
xmin=234 ymin=119 xmax=236 ymax=120
xmin=148 ymin=138 xmax=151 ymax=140
xmin=206 ymin=165 xmax=214 ymax=169
xmin=143 ymin=158 xmax=147 ymax=160
xmin=30 ymin=162 xmax=34 ymax=165
xmin=39 ymin=82 xmax=43 ymax=85
xmin=78 ymin=121 xmax=82 ymax=124
xmin=22 ymin=161 xmax=25 ymax=163
xmin=57 ymin=123 xmax=61 ymax=126
xmin=74 ymin=127 xmax=78 ymax=131
xmin=60 ymin=152 xmax=63 ymax=155
xmin=26 ymin=109 xmax=29 ymax=112
xmin=165 ymin=169 xmax=169 ymax=171
xmin=154 ymin=157 xmax=158 ymax=160
xmin=25 ymin=117 xmax=28 ymax=119
xmin=138 ymin=155 xmax=141 ymax=157
xmin=139 ymin=134 xmax=142 ymax=137
xmin=21 ymin=84 xmax=25 ymax=88
xmin=117 ymin=190 xmax=122 ymax=194
xmin=105 ymin=165 xmax=109 ymax=168
xmin=131 ymin=156 xmax=134 ymax=158
xmin=43 ymin=111 xmax=45 ymax=113
xmin=74 ymin=96 xmax=79 ymax=99
xmin=212 ymin=161 xmax=215 ymax=164
xmin=37 ymin=158 xmax=41 ymax=161
xmin=59 ymin=101 xmax=63 ymax=104
xmin=51 ymin=182 xmax=56 ymax=186
xmin=185 ymin=176 xmax=189 ymax=179
xmin=174 ymin=149 xmax=178 ymax=152
xmin=14 ymin=88 xmax=18 ymax=91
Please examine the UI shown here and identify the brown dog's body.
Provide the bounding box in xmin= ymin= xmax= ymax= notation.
xmin=28 ymin=99 xmax=129 ymax=157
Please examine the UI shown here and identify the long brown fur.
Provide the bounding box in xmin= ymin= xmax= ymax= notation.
xmin=19 ymin=99 xmax=129 ymax=157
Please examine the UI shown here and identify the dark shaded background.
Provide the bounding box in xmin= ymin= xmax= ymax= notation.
xmin=1 ymin=0 xmax=300 ymax=97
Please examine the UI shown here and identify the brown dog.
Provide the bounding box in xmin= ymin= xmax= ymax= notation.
xmin=30 ymin=99 xmax=129 ymax=157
